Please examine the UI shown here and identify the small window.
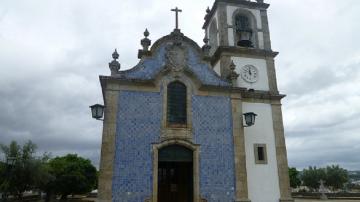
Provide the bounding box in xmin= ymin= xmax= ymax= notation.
xmin=254 ymin=144 xmax=267 ymax=164
xmin=167 ymin=81 xmax=187 ymax=127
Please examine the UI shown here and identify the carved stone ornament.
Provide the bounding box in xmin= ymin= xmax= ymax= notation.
xmin=165 ymin=44 xmax=188 ymax=72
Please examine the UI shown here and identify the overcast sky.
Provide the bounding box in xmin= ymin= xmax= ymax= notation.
xmin=1 ymin=0 xmax=359 ymax=170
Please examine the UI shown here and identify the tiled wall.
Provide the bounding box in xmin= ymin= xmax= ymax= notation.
xmin=112 ymin=91 xmax=235 ymax=202
xmin=112 ymin=91 xmax=162 ymax=202
xmin=192 ymin=95 xmax=236 ymax=201
xmin=121 ymin=43 xmax=230 ymax=87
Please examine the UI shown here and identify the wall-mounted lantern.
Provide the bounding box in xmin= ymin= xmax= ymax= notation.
xmin=243 ymin=112 xmax=257 ymax=127
xmin=90 ymin=104 xmax=105 ymax=121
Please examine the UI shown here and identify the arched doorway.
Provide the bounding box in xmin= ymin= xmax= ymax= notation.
xmin=158 ymin=145 xmax=193 ymax=202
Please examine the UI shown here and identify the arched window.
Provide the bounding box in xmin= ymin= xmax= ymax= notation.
xmin=234 ymin=14 xmax=253 ymax=47
xmin=167 ymin=81 xmax=187 ymax=126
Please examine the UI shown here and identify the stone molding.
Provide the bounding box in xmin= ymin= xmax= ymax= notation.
xmin=266 ymin=57 xmax=279 ymax=94
xmin=217 ymin=4 xmax=229 ymax=46
xmin=231 ymin=93 xmax=251 ymax=201
xmin=271 ymin=104 xmax=294 ymax=202
xmin=203 ymin=0 xmax=270 ymax=29
xmin=260 ymin=9 xmax=272 ymax=51
xmin=97 ymin=90 xmax=119 ymax=202
xmin=100 ymin=75 xmax=285 ymax=103
xmin=210 ymin=46 xmax=278 ymax=66
xmin=160 ymin=74 xmax=195 ymax=140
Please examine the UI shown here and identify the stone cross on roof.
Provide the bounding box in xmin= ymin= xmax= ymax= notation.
xmin=171 ymin=7 xmax=182 ymax=30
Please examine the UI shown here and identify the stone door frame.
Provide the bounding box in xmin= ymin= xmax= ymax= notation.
xmin=151 ymin=139 xmax=200 ymax=202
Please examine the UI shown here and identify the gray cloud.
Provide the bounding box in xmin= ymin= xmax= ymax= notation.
xmin=1 ymin=0 xmax=360 ymax=171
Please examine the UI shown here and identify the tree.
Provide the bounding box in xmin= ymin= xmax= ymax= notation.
xmin=324 ymin=165 xmax=349 ymax=190
xmin=48 ymin=154 xmax=97 ymax=199
xmin=301 ymin=166 xmax=326 ymax=191
xmin=301 ymin=165 xmax=350 ymax=192
xmin=289 ymin=167 xmax=301 ymax=188
xmin=0 ymin=140 xmax=46 ymax=199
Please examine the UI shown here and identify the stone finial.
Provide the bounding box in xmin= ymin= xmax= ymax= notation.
xmin=202 ymin=37 xmax=211 ymax=56
xmin=206 ymin=7 xmax=211 ymax=14
xmin=227 ymin=60 xmax=239 ymax=86
xmin=144 ymin=28 xmax=149 ymax=37
xmin=109 ymin=49 xmax=120 ymax=75
xmin=141 ymin=28 xmax=151 ymax=51
xmin=204 ymin=7 xmax=211 ymax=20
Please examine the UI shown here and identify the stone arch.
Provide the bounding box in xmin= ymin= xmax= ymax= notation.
xmin=151 ymin=139 xmax=200 ymax=202
xmin=231 ymin=8 xmax=259 ymax=48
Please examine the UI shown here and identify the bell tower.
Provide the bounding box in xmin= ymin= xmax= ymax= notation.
xmin=203 ymin=0 xmax=278 ymax=94
xmin=203 ymin=1 xmax=294 ymax=202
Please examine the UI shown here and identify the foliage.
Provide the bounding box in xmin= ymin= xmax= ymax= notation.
xmin=0 ymin=140 xmax=47 ymax=198
xmin=301 ymin=165 xmax=349 ymax=191
xmin=289 ymin=167 xmax=301 ymax=188
xmin=301 ymin=166 xmax=326 ymax=190
xmin=324 ymin=165 xmax=348 ymax=190
xmin=48 ymin=154 xmax=97 ymax=198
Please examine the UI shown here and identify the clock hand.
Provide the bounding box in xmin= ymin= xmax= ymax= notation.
xmin=248 ymin=69 xmax=252 ymax=76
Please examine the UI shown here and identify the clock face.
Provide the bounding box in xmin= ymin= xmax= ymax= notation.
xmin=240 ymin=65 xmax=258 ymax=83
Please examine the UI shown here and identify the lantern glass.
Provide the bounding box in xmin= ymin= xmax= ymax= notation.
xmin=244 ymin=112 xmax=257 ymax=127
xmin=90 ymin=104 xmax=105 ymax=120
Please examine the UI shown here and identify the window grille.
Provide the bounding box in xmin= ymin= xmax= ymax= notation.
xmin=167 ymin=81 xmax=187 ymax=126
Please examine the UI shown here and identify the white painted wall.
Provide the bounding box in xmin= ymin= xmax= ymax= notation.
xmin=242 ymin=102 xmax=281 ymax=202
xmin=213 ymin=60 xmax=221 ymax=76
xmin=231 ymin=57 xmax=269 ymax=91
xmin=226 ymin=6 xmax=262 ymax=30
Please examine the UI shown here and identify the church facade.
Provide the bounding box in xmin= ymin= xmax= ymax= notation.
xmin=97 ymin=0 xmax=293 ymax=202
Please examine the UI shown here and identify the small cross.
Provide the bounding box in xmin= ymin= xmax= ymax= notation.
xmin=171 ymin=7 xmax=182 ymax=30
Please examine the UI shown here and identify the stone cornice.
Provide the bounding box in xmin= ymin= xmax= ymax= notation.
xmin=210 ymin=46 xmax=278 ymax=65
xmin=241 ymin=89 xmax=285 ymax=100
xmin=203 ymin=0 xmax=270 ymax=29
xmin=100 ymin=75 xmax=285 ymax=101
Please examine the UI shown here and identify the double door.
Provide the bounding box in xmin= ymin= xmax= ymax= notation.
xmin=158 ymin=161 xmax=193 ymax=202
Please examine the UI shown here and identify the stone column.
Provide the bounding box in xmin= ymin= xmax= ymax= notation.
xmin=217 ymin=3 xmax=229 ymax=46
xmin=266 ymin=57 xmax=279 ymax=94
xmin=98 ymin=89 xmax=119 ymax=202
xmin=231 ymin=93 xmax=251 ymax=202
xmin=260 ymin=9 xmax=272 ymax=51
xmin=271 ymin=103 xmax=294 ymax=202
